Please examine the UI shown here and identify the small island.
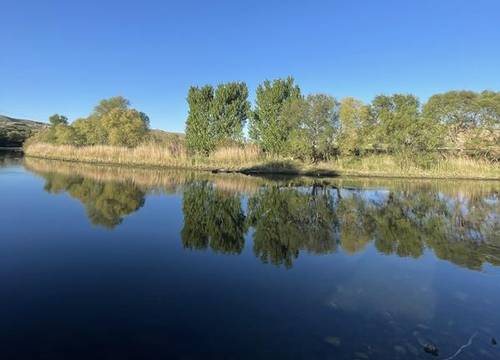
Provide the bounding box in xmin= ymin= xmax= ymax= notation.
xmin=23 ymin=78 xmax=499 ymax=179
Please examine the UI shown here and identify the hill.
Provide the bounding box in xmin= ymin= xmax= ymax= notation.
xmin=0 ymin=115 xmax=48 ymax=147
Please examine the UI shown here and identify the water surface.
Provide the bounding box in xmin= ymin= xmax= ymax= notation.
xmin=1 ymin=154 xmax=500 ymax=359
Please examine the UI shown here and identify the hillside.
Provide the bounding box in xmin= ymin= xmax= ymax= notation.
xmin=0 ymin=115 xmax=47 ymax=147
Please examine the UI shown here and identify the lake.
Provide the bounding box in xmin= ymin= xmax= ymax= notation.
xmin=1 ymin=153 xmax=499 ymax=359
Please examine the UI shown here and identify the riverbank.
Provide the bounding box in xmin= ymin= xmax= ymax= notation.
xmin=0 ymin=147 xmax=23 ymax=152
xmin=24 ymin=143 xmax=500 ymax=180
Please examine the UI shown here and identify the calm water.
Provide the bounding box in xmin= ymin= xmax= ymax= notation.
xmin=1 ymin=153 xmax=500 ymax=359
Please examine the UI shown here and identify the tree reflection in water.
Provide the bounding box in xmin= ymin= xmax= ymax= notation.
xmin=42 ymin=172 xmax=145 ymax=228
xmin=27 ymin=158 xmax=500 ymax=270
xmin=181 ymin=181 xmax=246 ymax=254
xmin=247 ymin=185 xmax=338 ymax=268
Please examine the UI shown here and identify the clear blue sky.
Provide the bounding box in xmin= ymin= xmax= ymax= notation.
xmin=1 ymin=0 xmax=499 ymax=132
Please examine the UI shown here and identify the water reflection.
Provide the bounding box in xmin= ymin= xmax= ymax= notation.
xmin=41 ymin=171 xmax=145 ymax=228
xmin=182 ymin=181 xmax=247 ymax=254
xmin=25 ymin=158 xmax=500 ymax=270
xmin=247 ymin=186 xmax=337 ymax=267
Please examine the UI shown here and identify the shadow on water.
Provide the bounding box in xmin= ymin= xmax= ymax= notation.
xmin=0 ymin=148 xmax=23 ymax=166
xmin=240 ymin=159 xmax=341 ymax=177
xmin=24 ymin=157 xmax=500 ymax=271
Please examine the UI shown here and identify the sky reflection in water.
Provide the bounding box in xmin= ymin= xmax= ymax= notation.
xmin=0 ymin=155 xmax=499 ymax=359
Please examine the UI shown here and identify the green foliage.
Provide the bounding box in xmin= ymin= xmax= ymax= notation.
xmin=337 ymin=97 xmax=371 ymax=156
xmin=249 ymin=77 xmax=301 ymax=155
xmin=211 ymin=82 xmax=250 ymax=144
xmin=36 ymin=97 xmax=149 ymax=147
xmin=370 ymin=94 xmax=441 ymax=167
xmin=287 ymin=94 xmax=338 ymax=161
xmin=92 ymin=96 xmax=130 ymax=118
xmin=185 ymin=82 xmax=250 ymax=155
xmin=101 ymin=109 xmax=149 ymax=147
xmin=25 ymin=80 xmax=499 ymax=165
xmin=48 ymin=114 xmax=68 ymax=127
xmin=53 ymin=124 xmax=79 ymax=145
xmin=72 ymin=117 xmax=107 ymax=145
xmin=185 ymin=85 xmax=215 ymax=154
xmin=423 ymin=90 xmax=500 ymax=150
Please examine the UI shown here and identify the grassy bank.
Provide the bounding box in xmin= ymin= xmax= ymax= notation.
xmin=24 ymin=142 xmax=500 ymax=180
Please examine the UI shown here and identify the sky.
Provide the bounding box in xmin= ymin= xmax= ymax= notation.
xmin=1 ymin=0 xmax=499 ymax=132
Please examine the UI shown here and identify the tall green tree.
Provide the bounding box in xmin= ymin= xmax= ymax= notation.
xmin=210 ymin=82 xmax=250 ymax=144
xmin=249 ymin=77 xmax=301 ymax=155
xmin=370 ymin=94 xmax=441 ymax=166
xmin=337 ymin=97 xmax=371 ymax=156
xmin=287 ymin=94 xmax=338 ymax=161
xmin=185 ymin=85 xmax=215 ymax=154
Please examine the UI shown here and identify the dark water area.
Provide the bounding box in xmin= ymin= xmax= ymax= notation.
xmin=1 ymin=155 xmax=500 ymax=359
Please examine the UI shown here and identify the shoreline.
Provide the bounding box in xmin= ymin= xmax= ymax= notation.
xmin=0 ymin=147 xmax=23 ymax=152
xmin=23 ymin=153 xmax=500 ymax=181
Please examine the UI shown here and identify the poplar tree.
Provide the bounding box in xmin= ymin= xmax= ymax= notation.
xmin=250 ymin=77 xmax=301 ymax=155
xmin=210 ymin=82 xmax=250 ymax=144
xmin=185 ymin=85 xmax=215 ymax=154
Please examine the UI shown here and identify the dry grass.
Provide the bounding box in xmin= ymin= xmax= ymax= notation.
xmin=24 ymin=142 xmax=500 ymax=180
xmin=321 ymin=155 xmax=500 ymax=179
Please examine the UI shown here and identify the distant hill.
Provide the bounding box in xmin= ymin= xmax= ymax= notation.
xmin=0 ymin=115 xmax=48 ymax=147
xmin=149 ymin=128 xmax=185 ymax=143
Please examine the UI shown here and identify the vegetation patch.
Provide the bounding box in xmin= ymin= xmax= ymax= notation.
xmin=24 ymin=78 xmax=499 ymax=179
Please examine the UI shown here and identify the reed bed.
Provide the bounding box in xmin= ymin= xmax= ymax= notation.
xmin=322 ymin=155 xmax=500 ymax=179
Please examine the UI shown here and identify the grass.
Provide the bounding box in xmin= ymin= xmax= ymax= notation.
xmin=24 ymin=142 xmax=500 ymax=180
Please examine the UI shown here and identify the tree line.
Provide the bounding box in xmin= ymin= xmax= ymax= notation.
xmin=186 ymin=77 xmax=500 ymax=164
xmin=34 ymin=78 xmax=499 ymax=165
xmin=34 ymin=96 xmax=150 ymax=147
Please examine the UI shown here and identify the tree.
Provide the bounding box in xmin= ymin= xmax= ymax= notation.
xmin=92 ymin=96 xmax=130 ymax=118
xmin=210 ymin=82 xmax=250 ymax=144
xmin=303 ymin=94 xmax=338 ymax=161
xmin=249 ymin=77 xmax=301 ymax=155
xmin=185 ymin=85 xmax=215 ymax=154
xmin=69 ymin=96 xmax=149 ymax=147
xmin=370 ymin=94 xmax=441 ymax=166
xmin=53 ymin=124 xmax=78 ymax=145
xmin=338 ymin=97 xmax=371 ymax=156
xmin=72 ymin=117 xmax=106 ymax=145
xmin=48 ymin=114 xmax=68 ymax=127
xmin=423 ymin=90 xmax=500 ymax=150
xmin=286 ymin=94 xmax=338 ymax=161
xmin=101 ymin=108 xmax=149 ymax=147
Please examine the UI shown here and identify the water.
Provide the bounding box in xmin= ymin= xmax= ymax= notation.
xmin=1 ymin=153 xmax=500 ymax=359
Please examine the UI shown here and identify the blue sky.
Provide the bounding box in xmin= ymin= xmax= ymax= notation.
xmin=1 ymin=0 xmax=499 ymax=132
